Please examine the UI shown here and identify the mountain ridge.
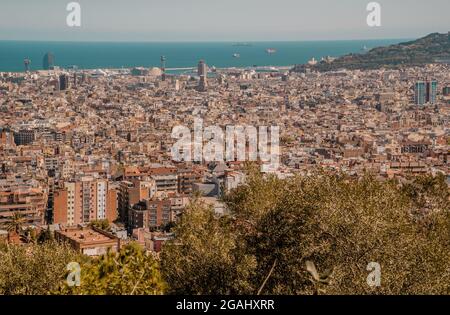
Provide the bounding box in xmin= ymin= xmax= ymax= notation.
xmin=293 ymin=32 xmax=450 ymax=72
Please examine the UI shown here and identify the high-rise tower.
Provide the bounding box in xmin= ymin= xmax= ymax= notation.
xmin=43 ymin=52 xmax=55 ymax=70
xmin=415 ymin=81 xmax=426 ymax=105
xmin=59 ymin=74 xmax=70 ymax=91
xmin=197 ymin=60 xmax=208 ymax=92
xmin=160 ymin=55 xmax=166 ymax=81
xmin=426 ymin=80 xmax=437 ymax=104
xmin=415 ymin=79 xmax=437 ymax=105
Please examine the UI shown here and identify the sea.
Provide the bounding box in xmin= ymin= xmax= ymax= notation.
xmin=0 ymin=39 xmax=406 ymax=73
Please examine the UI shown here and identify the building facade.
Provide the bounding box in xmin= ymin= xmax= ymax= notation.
xmin=53 ymin=177 xmax=117 ymax=226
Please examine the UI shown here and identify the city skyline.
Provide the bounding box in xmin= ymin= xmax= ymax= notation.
xmin=0 ymin=0 xmax=449 ymax=42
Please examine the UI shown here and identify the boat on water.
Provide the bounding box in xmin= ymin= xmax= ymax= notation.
xmin=362 ymin=45 xmax=369 ymax=51
xmin=232 ymin=53 xmax=240 ymax=58
xmin=266 ymin=48 xmax=277 ymax=54
xmin=308 ymin=57 xmax=318 ymax=66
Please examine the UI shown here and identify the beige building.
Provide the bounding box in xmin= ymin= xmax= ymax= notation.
xmin=55 ymin=226 xmax=120 ymax=256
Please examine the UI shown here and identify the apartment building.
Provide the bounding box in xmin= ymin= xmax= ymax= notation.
xmin=0 ymin=177 xmax=47 ymax=227
xmin=53 ymin=177 xmax=118 ymax=226
xmin=128 ymin=198 xmax=173 ymax=232
xmin=117 ymin=178 xmax=156 ymax=225
xmin=149 ymin=167 xmax=178 ymax=192
xmin=177 ymin=168 xmax=203 ymax=194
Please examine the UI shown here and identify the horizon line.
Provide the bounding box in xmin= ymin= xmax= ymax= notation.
xmin=0 ymin=37 xmax=414 ymax=44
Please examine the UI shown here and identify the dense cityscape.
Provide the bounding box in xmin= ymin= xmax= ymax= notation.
xmin=1 ymin=4 xmax=450 ymax=313
xmin=1 ymin=49 xmax=449 ymax=248
xmin=0 ymin=26 xmax=449 ymax=301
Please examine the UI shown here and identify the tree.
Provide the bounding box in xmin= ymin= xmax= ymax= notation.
xmin=90 ymin=219 xmax=111 ymax=231
xmin=0 ymin=241 xmax=82 ymax=295
xmin=5 ymin=212 xmax=26 ymax=234
xmin=1 ymin=241 xmax=165 ymax=295
xmin=162 ymin=171 xmax=450 ymax=295
xmin=37 ymin=226 xmax=54 ymax=244
xmin=22 ymin=227 xmax=38 ymax=244
xmin=57 ymin=243 xmax=166 ymax=295
xmin=160 ymin=200 xmax=257 ymax=294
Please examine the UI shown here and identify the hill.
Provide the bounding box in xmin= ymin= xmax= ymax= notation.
xmin=293 ymin=32 xmax=450 ymax=72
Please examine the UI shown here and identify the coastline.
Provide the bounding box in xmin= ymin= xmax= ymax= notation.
xmin=0 ymin=39 xmax=406 ymax=73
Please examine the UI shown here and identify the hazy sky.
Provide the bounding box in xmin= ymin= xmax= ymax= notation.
xmin=0 ymin=0 xmax=449 ymax=41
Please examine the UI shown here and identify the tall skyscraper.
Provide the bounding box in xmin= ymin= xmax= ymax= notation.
xmin=198 ymin=59 xmax=207 ymax=77
xmin=197 ymin=60 xmax=208 ymax=92
xmin=426 ymin=80 xmax=437 ymax=104
xmin=415 ymin=81 xmax=426 ymax=105
xmin=415 ymin=80 xmax=437 ymax=105
xmin=59 ymin=74 xmax=70 ymax=91
xmin=43 ymin=52 xmax=55 ymax=70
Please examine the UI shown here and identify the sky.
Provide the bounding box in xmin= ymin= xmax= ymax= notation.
xmin=0 ymin=0 xmax=449 ymax=41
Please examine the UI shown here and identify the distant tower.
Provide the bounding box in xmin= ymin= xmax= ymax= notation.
xmin=24 ymin=58 xmax=31 ymax=72
xmin=415 ymin=79 xmax=437 ymax=105
xmin=426 ymin=80 xmax=437 ymax=104
xmin=160 ymin=55 xmax=166 ymax=81
xmin=197 ymin=60 xmax=208 ymax=92
xmin=59 ymin=74 xmax=70 ymax=91
xmin=81 ymin=73 xmax=89 ymax=84
xmin=414 ymin=81 xmax=426 ymax=105
xmin=43 ymin=52 xmax=55 ymax=70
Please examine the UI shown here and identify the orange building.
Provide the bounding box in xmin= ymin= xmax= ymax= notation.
xmin=0 ymin=128 xmax=15 ymax=147
xmin=53 ymin=177 xmax=118 ymax=226
xmin=129 ymin=198 xmax=173 ymax=231
xmin=0 ymin=178 xmax=47 ymax=227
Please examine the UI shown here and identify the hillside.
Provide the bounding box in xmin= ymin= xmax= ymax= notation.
xmin=293 ymin=32 xmax=450 ymax=72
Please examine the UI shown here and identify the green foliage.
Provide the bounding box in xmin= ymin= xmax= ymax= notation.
xmin=160 ymin=200 xmax=257 ymax=294
xmin=1 ymin=241 xmax=165 ymax=295
xmin=90 ymin=219 xmax=111 ymax=231
xmin=163 ymin=172 xmax=450 ymax=295
xmin=0 ymin=241 xmax=82 ymax=295
xmin=1 ymin=172 xmax=449 ymax=295
xmin=4 ymin=212 xmax=26 ymax=234
xmin=37 ymin=226 xmax=54 ymax=244
xmin=58 ymin=243 xmax=166 ymax=295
